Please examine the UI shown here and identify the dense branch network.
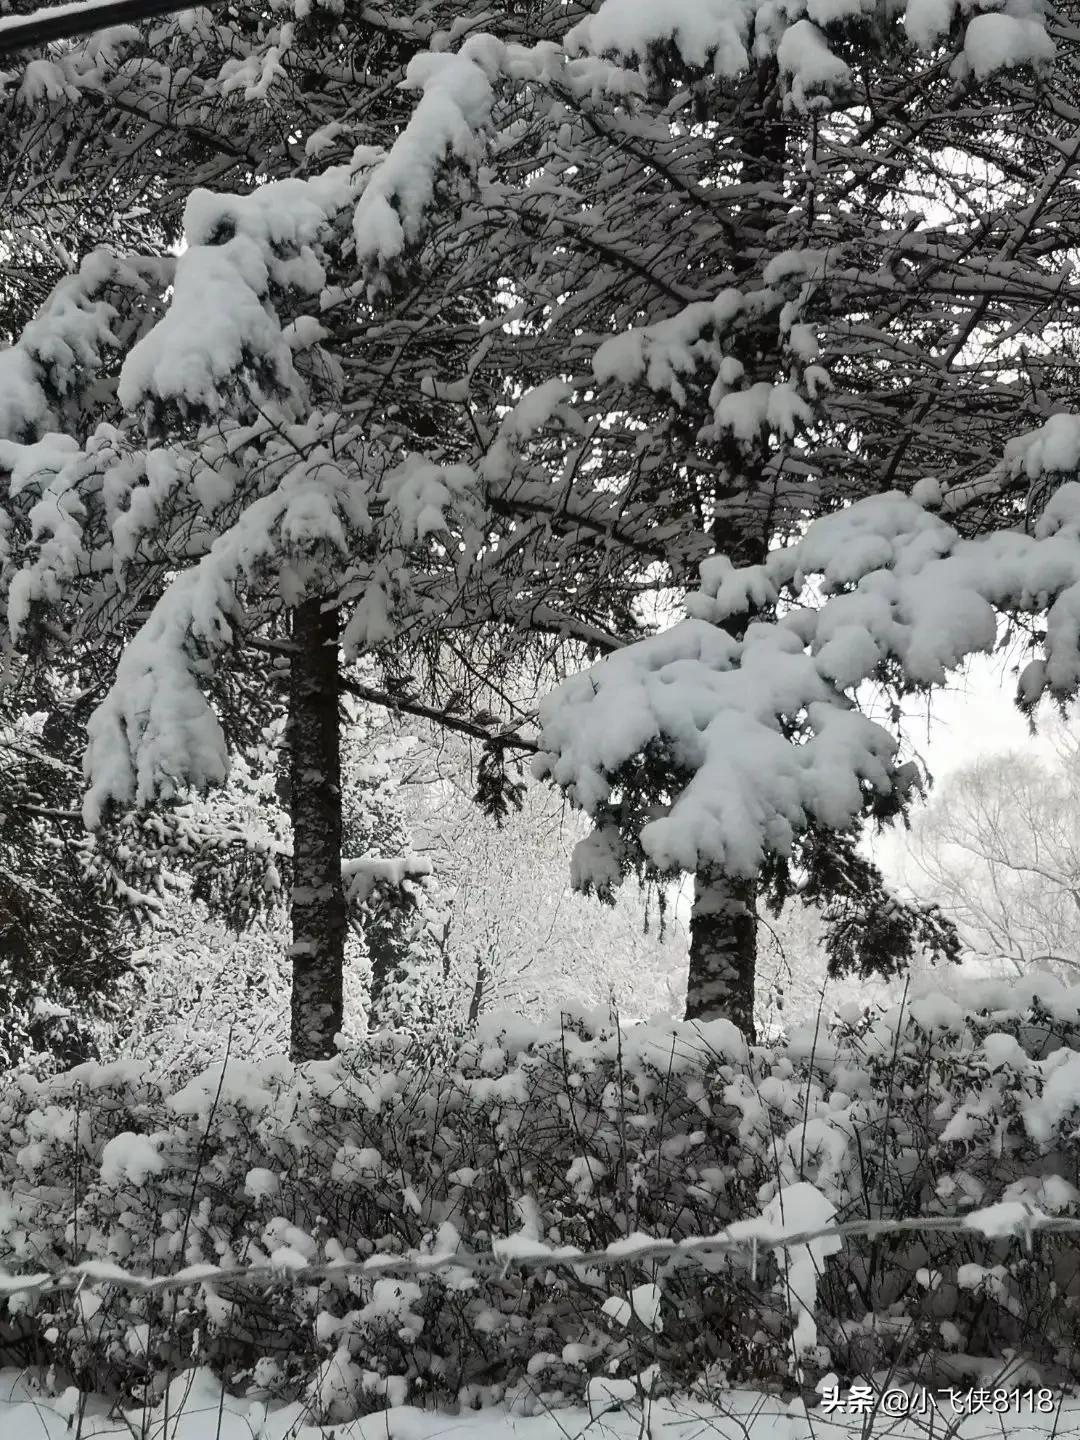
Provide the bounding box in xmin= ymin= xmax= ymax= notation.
xmin=2 ymin=0 xmax=1078 ymax=1042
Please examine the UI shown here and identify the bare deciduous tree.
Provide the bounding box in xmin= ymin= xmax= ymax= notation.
xmin=905 ymin=735 xmax=1080 ymax=980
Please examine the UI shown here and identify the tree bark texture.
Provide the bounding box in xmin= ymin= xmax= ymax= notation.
xmin=682 ymin=59 xmax=786 ymax=1036
xmin=365 ymin=912 xmax=401 ymax=1031
xmin=686 ymin=869 xmax=757 ymax=1038
xmin=288 ymin=596 xmax=346 ymax=1061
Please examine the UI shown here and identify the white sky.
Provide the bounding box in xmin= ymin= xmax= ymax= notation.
xmin=894 ymin=652 xmax=1047 ymax=783
xmin=869 ymin=649 xmax=1068 ymax=880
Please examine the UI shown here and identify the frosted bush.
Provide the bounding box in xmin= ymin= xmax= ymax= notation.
xmin=2 ymin=979 xmax=1080 ymax=1418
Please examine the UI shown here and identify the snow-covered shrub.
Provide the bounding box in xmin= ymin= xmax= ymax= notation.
xmin=2 ymin=977 xmax=1080 ymax=1418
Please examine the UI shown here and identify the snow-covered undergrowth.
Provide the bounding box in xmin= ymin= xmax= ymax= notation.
xmin=0 ymin=1367 xmax=1073 ymax=1440
xmin=3 ymin=978 xmax=1080 ymax=1426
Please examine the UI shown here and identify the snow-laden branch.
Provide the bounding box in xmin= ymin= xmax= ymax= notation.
xmin=563 ymin=0 xmax=1056 ymax=103
xmin=80 ymin=433 xmax=482 ymax=825
xmin=537 ymin=423 xmax=1080 ymax=890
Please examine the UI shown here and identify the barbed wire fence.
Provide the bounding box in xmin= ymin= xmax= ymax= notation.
xmin=0 ymin=1204 xmax=1057 ymax=1300
xmin=0 ymin=1204 xmax=1070 ymax=1440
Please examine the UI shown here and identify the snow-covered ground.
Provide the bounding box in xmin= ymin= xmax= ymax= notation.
xmin=0 ymin=1369 xmax=1071 ymax=1440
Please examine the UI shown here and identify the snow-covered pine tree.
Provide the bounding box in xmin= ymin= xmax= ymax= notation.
xmin=6 ymin=0 xmax=1079 ymax=1049
xmin=538 ymin=435 xmax=1080 ymax=1025
xmin=0 ymin=5 xmax=498 ymax=1059
xmin=2 ymin=2 xmax=688 ymax=1057
xmin=313 ymin=0 xmax=1073 ymax=1027
xmin=510 ymin=0 xmax=1080 ymax=1027
xmin=0 ymin=658 xmax=130 ymax=1067
xmin=0 ymin=3 xmax=533 ymax=1058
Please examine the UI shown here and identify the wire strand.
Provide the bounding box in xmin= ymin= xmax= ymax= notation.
xmin=0 ymin=1205 xmax=1055 ymax=1299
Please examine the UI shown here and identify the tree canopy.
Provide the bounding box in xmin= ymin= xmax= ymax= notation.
xmin=3 ymin=0 xmax=1079 ymax=1053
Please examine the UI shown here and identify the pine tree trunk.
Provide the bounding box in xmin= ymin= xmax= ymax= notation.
xmin=467 ymin=947 xmax=489 ymax=1026
xmin=366 ymin=919 xmax=396 ymax=1031
xmin=288 ymin=596 xmax=346 ymax=1061
xmin=686 ymin=869 xmax=757 ymax=1037
xmin=681 ymin=58 xmax=785 ymax=1039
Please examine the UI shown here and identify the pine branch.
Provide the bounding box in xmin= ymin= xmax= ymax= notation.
xmin=244 ymin=636 xmax=538 ymax=752
xmin=340 ymin=676 xmax=539 ymax=755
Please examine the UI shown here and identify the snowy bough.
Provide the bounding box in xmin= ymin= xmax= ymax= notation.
xmin=536 ymin=432 xmax=1080 ymax=1028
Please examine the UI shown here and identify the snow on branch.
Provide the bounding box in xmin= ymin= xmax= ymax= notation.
xmin=117 ymin=175 xmax=355 ymax=423
xmin=563 ymin=0 xmax=1056 ymax=109
xmin=537 ymin=430 xmax=1080 ymax=891
xmin=590 ymin=272 xmax=827 ymax=443
xmin=350 ymin=37 xmax=503 ymax=281
xmin=81 ymin=426 xmax=485 ymax=823
xmin=0 ymin=250 xmax=156 ymax=443
xmin=82 ymin=566 xmax=230 ymax=828
xmin=81 ymin=422 xmax=369 ymax=823
xmin=342 ymin=854 xmax=433 ymax=906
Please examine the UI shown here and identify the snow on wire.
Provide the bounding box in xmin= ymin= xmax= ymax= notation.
xmin=0 ymin=1200 xmax=1057 ymax=1300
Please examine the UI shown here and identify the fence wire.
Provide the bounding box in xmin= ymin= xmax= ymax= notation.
xmin=0 ymin=1203 xmax=1058 ymax=1299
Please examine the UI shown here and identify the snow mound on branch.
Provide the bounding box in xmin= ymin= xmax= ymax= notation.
xmin=539 ymin=442 xmax=1080 ymax=890
xmin=591 ymin=286 xmax=824 ymax=444
xmin=593 ymin=291 xmax=744 ymax=403
xmin=352 ymin=41 xmax=498 ymax=274
xmin=566 ymin=0 xmax=754 ymax=75
xmin=960 ymin=13 xmax=1055 ymax=80
xmin=536 ymin=615 xmax=899 ymax=880
xmin=341 ymin=855 xmax=433 ymax=905
xmin=99 ymin=1133 xmax=165 ymax=1188
xmin=82 ymin=569 xmax=230 ymax=827
xmin=118 ymin=174 xmax=356 ymax=419
xmin=3 ymin=435 xmax=89 ymax=640
xmin=758 ymin=1182 xmax=840 ymax=1357
xmin=0 ymin=348 xmax=50 ymax=444
xmin=382 ymin=459 xmax=479 ymax=544
xmin=631 ymin=1280 xmax=663 ymax=1331
xmin=1007 ymin=413 xmax=1080 ymax=480
xmin=118 ymin=236 xmax=299 ymax=416
xmin=0 ymin=251 xmax=146 ymax=444
xmin=564 ymin=0 xmax=1054 ymax=86
xmin=777 ymin=21 xmax=851 ymax=111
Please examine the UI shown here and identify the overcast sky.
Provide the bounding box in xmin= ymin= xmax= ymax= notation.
xmin=867 ymin=646 xmax=1070 ymax=884
xmin=894 ymin=651 xmax=1045 ymax=783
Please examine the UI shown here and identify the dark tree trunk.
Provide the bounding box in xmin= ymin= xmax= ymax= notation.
xmin=686 ymin=870 xmax=757 ymax=1038
xmin=287 ymin=596 xmax=346 ymax=1060
xmin=365 ymin=917 xmax=397 ymax=1031
xmin=682 ymin=59 xmax=786 ymax=1038
xmin=467 ymin=946 xmax=489 ymax=1026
